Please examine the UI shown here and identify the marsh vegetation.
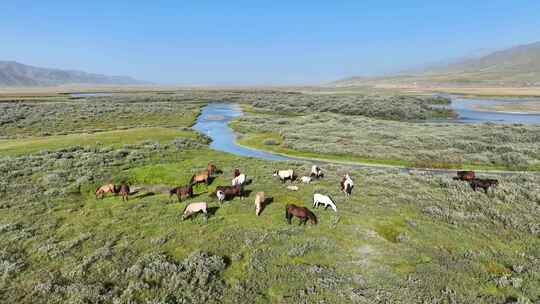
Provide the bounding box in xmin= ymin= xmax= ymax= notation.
xmin=0 ymin=91 xmax=539 ymax=303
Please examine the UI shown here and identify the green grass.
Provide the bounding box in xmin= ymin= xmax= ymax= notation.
xmin=0 ymin=127 xmax=198 ymax=155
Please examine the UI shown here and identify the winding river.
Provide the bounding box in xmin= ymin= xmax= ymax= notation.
xmin=192 ymin=98 xmax=539 ymax=175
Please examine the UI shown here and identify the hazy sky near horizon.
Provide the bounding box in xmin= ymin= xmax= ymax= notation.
xmin=2 ymin=1 xmax=540 ymax=85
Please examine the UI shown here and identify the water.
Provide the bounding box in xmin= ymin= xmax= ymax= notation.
xmin=439 ymin=95 xmax=540 ymax=124
xmin=192 ymin=103 xmax=288 ymax=161
xmin=70 ymin=92 xmax=113 ymax=97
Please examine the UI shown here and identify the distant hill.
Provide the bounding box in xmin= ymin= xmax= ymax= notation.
xmin=0 ymin=61 xmax=146 ymax=86
xmin=334 ymin=41 xmax=540 ymax=87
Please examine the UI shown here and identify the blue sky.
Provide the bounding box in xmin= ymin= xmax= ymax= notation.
xmin=1 ymin=1 xmax=539 ymax=85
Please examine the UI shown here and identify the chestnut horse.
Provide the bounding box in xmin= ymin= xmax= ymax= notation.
xmin=170 ymin=184 xmax=194 ymax=202
xmin=453 ymin=170 xmax=475 ymax=181
xmin=285 ymin=204 xmax=317 ymax=225
xmin=190 ymin=170 xmax=210 ymax=185
xmin=207 ymin=162 xmax=217 ymax=176
xmin=118 ymin=181 xmax=130 ymax=202
xmin=95 ymin=183 xmax=116 ymax=199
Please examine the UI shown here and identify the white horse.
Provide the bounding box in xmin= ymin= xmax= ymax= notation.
xmin=313 ymin=193 xmax=337 ymax=212
xmin=232 ymin=173 xmax=246 ymax=186
xmin=301 ymin=176 xmax=312 ymax=184
xmin=341 ymin=174 xmax=354 ymax=196
xmin=273 ymin=169 xmax=295 ymax=183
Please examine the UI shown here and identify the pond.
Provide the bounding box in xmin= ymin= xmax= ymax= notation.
xmin=70 ymin=92 xmax=113 ymax=97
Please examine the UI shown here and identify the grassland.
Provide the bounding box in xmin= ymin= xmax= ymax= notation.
xmin=1 ymin=90 xmax=540 ymax=303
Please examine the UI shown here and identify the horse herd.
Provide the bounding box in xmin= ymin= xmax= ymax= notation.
xmin=94 ymin=165 xmax=498 ymax=224
xmin=94 ymin=163 xmax=352 ymax=224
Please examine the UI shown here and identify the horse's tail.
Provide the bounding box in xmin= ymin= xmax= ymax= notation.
xmin=95 ymin=186 xmax=100 ymax=194
xmin=189 ymin=175 xmax=195 ymax=185
xmin=307 ymin=210 xmax=317 ymax=224
xmin=284 ymin=205 xmax=290 ymax=220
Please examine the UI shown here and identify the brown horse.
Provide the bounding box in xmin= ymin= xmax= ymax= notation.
xmin=95 ymin=183 xmax=116 ymax=199
xmin=207 ymin=162 xmax=217 ymax=176
xmin=453 ymin=170 xmax=475 ymax=181
xmin=469 ymin=178 xmax=498 ymax=194
xmin=170 ymin=184 xmax=194 ymax=202
xmin=190 ymin=170 xmax=210 ymax=185
xmin=285 ymin=204 xmax=317 ymax=225
xmin=118 ymin=181 xmax=130 ymax=202
xmin=215 ymin=184 xmax=244 ymax=200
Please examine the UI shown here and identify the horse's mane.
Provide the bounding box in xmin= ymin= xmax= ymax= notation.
xmin=306 ymin=209 xmax=317 ymax=224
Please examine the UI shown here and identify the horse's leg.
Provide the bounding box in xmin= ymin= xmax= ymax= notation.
xmin=483 ymin=187 xmax=488 ymax=194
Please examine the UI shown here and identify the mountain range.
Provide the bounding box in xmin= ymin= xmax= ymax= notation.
xmin=334 ymin=41 xmax=540 ymax=87
xmin=0 ymin=61 xmax=145 ymax=87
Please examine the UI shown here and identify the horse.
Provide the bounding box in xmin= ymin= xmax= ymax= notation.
xmin=273 ymin=169 xmax=296 ymax=183
xmin=310 ymin=165 xmax=324 ymax=179
xmin=313 ymin=193 xmax=337 ymax=212
xmin=190 ymin=170 xmax=210 ymax=185
xmin=182 ymin=202 xmax=208 ymax=220
xmin=340 ymin=174 xmax=354 ymax=196
xmin=207 ymin=162 xmax=218 ymax=176
xmin=301 ymin=176 xmax=312 ymax=184
xmin=453 ymin=170 xmax=475 ymax=181
xmin=469 ymin=178 xmax=498 ymax=194
xmin=255 ymin=192 xmax=265 ymax=216
xmin=285 ymin=204 xmax=317 ymax=225
xmin=169 ymin=184 xmax=193 ymax=202
xmin=118 ymin=181 xmax=130 ymax=202
xmin=216 ymin=189 xmax=225 ymax=205
xmin=233 ymin=168 xmax=241 ymax=178
xmin=232 ymin=173 xmax=247 ymax=186
xmin=215 ymin=184 xmax=244 ymax=200
xmin=95 ymin=183 xmax=116 ymax=199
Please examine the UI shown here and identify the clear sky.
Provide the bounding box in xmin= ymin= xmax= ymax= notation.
xmin=1 ymin=1 xmax=540 ymax=85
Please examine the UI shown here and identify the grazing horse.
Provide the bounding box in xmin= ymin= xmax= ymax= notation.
xmin=95 ymin=183 xmax=116 ymax=199
xmin=301 ymin=176 xmax=312 ymax=184
xmin=273 ymin=169 xmax=296 ymax=183
xmin=233 ymin=168 xmax=241 ymax=178
xmin=182 ymin=202 xmax=208 ymax=220
xmin=285 ymin=204 xmax=317 ymax=225
xmin=215 ymin=184 xmax=244 ymax=200
xmin=118 ymin=181 xmax=130 ymax=202
xmin=453 ymin=170 xmax=475 ymax=181
xmin=216 ymin=190 xmax=226 ymax=205
xmin=340 ymin=174 xmax=354 ymax=196
xmin=310 ymin=165 xmax=324 ymax=179
xmin=207 ymin=163 xmax=217 ymax=176
xmin=469 ymin=178 xmax=498 ymax=194
xmin=313 ymin=193 xmax=337 ymax=212
xmin=255 ymin=192 xmax=265 ymax=216
xmin=232 ymin=173 xmax=247 ymax=186
xmin=169 ymin=184 xmax=193 ymax=202
xmin=190 ymin=170 xmax=210 ymax=185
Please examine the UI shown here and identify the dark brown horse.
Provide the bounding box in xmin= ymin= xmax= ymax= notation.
xmin=190 ymin=170 xmax=210 ymax=185
xmin=170 ymin=184 xmax=194 ymax=202
xmin=118 ymin=181 xmax=130 ymax=202
xmin=453 ymin=170 xmax=475 ymax=181
xmin=285 ymin=204 xmax=317 ymax=225
xmin=469 ymin=178 xmax=498 ymax=194
xmin=215 ymin=184 xmax=244 ymax=200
